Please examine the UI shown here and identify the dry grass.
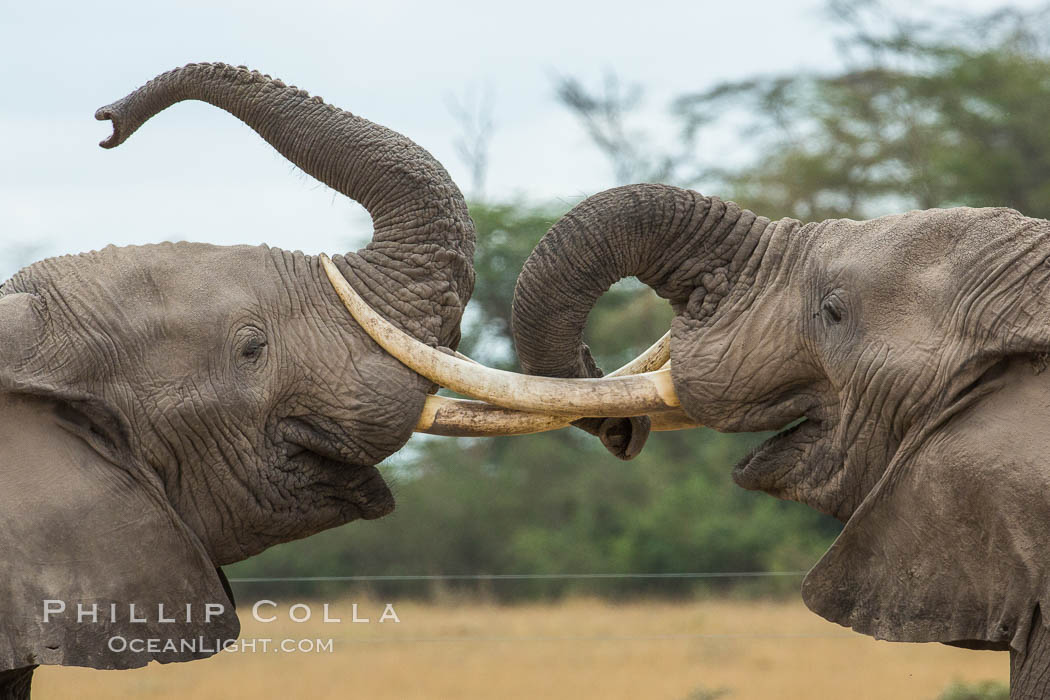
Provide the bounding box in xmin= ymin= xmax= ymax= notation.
xmin=35 ymin=597 xmax=1005 ymax=699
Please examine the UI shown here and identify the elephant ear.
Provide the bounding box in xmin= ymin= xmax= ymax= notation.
xmin=0 ymin=294 xmax=238 ymax=671
xmin=802 ymin=356 xmax=1050 ymax=653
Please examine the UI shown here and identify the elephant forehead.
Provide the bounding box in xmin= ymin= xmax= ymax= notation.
xmin=22 ymin=243 xmax=278 ymax=332
xmin=4 ymin=242 xmax=295 ymax=381
xmin=94 ymin=243 xmax=264 ymax=306
xmin=819 ymin=206 xmax=1035 ymax=271
xmin=813 ymin=208 xmax=1043 ymax=320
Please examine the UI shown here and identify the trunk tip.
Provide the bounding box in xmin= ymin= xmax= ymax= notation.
xmin=574 ymin=416 xmax=652 ymax=460
xmin=94 ymin=104 xmax=125 ymax=149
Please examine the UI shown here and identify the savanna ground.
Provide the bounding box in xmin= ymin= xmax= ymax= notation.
xmin=37 ymin=597 xmax=1006 ymax=699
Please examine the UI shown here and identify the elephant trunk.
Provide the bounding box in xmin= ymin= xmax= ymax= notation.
xmin=511 ymin=184 xmax=770 ymax=457
xmin=96 ymin=62 xmax=474 ymax=347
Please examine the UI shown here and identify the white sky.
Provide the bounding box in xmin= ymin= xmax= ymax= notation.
xmin=1 ymin=0 xmax=1042 ymax=279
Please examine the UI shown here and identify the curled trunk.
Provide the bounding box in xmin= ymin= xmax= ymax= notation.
xmin=511 ymin=184 xmax=770 ymax=457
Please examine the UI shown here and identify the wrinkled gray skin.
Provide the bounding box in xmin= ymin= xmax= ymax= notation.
xmin=512 ymin=184 xmax=1050 ymax=697
xmin=0 ymin=63 xmax=473 ymax=697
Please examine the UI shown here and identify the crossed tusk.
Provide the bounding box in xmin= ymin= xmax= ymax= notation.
xmin=415 ymin=334 xmax=700 ymax=437
xmin=414 ymin=395 xmax=701 ymax=437
xmin=321 ymin=255 xmax=701 ymax=437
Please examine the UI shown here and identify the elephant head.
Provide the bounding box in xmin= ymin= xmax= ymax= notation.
xmin=0 ymin=61 xmax=489 ymax=677
xmin=506 ymin=184 xmax=1050 ymax=672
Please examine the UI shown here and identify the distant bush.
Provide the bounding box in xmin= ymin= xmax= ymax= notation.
xmin=683 ymin=687 xmax=730 ymax=700
xmin=936 ymin=680 xmax=1009 ymax=700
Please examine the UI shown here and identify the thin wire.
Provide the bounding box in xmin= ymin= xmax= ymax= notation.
xmin=228 ymin=571 xmax=808 ymax=583
xmin=329 ymin=632 xmax=855 ymax=645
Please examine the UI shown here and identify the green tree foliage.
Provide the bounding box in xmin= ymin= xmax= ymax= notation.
xmin=558 ymin=2 xmax=1050 ymax=222
xmin=676 ymin=1 xmax=1050 ymax=221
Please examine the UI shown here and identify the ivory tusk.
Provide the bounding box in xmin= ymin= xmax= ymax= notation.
xmin=648 ymin=410 xmax=703 ymax=432
xmin=322 ymin=255 xmax=680 ymax=417
xmin=455 ymin=333 xmax=668 ymax=376
xmin=415 ymin=395 xmax=701 ymax=437
xmin=416 ymin=395 xmax=578 ymax=436
xmin=605 ymin=331 xmax=670 ymax=377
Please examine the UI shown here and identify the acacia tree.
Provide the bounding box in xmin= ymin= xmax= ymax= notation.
xmin=554 ymin=73 xmax=700 ymax=186
xmin=560 ymin=1 xmax=1050 ymax=221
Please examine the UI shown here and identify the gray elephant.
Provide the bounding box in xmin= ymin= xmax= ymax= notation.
xmin=0 ymin=61 xmax=477 ymax=695
xmin=504 ymin=184 xmax=1050 ymax=698
xmin=0 ymin=64 xmax=671 ymax=698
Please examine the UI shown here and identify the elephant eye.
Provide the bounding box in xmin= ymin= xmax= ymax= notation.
xmin=820 ymin=294 xmax=845 ymax=325
xmin=242 ymin=338 xmax=267 ymax=360
xmin=234 ymin=326 xmax=269 ymax=368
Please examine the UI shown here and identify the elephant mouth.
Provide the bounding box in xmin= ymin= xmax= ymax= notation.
xmin=732 ymin=415 xmax=827 ymax=490
xmin=280 ymin=418 xmax=394 ymax=520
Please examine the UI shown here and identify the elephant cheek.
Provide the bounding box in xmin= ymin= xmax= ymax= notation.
xmin=669 ymin=315 xmax=809 ymax=433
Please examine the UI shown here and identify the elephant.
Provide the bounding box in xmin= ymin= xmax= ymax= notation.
xmin=502 ymin=184 xmax=1050 ymax=698
xmin=1 ymin=63 xmax=678 ymax=698
xmin=0 ymin=60 xmax=482 ymax=696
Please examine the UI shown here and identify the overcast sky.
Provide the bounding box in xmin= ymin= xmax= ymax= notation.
xmin=1 ymin=0 xmax=1041 ymax=278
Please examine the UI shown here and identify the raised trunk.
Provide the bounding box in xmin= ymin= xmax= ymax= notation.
xmin=97 ymin=62 xmax=474 ymax=346
xmin=511 ymin=184 xmax=770 ymax=456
